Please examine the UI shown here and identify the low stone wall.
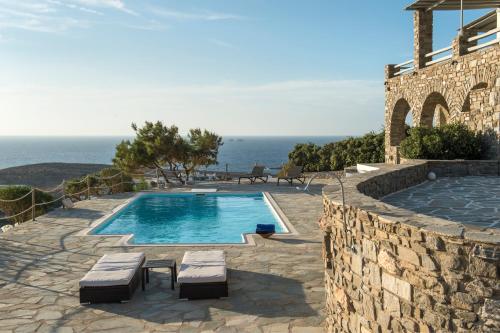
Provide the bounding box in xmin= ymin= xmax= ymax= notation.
xmin=320 ymin=160 xmax=499 ymax=332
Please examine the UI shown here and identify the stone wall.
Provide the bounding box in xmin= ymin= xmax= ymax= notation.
xmin=320 ymin=161 xmax=500 ymax=332
xmin=385 ymin=32 xmax=500 ymax=163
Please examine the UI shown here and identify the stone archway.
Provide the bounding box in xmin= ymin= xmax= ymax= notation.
xmin=420 ymin=92 xmax=450 ymax=127
xmin=462 ymin=82 xmax=488 ymax=113
xmin=389 ymin=98 xmax=412 ymax=146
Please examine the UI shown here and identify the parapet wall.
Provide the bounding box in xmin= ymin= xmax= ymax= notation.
xmin=320 ymin=161 xmax=500 ymax=332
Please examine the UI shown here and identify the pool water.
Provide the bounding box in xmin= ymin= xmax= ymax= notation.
xmin=92 ymin=193 xmax=286 ymax=244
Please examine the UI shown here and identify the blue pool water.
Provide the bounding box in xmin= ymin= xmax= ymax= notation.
xmin=92 ymin=193 xmax=286 ymax=244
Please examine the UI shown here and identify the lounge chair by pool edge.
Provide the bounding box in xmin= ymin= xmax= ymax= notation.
xmin=277 ymin=165 xmax=306 ymax=186
xmin=238 ymin=166 xmax=268 ymax=184
xmin=178 ymin=250 xmax=228 ymax=300
xmin=79 ymin=252 xmax=145 ymax=304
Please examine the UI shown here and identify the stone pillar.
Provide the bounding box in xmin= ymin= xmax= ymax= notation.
xmin=385 ymin=64 xmax=397 ymax=80
xmin=452 ymin=32 xmax=471 ymax=58
xmin=413 ymin=9 xmax=433 ymax=70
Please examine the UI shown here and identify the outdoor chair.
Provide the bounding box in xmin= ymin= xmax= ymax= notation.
xmin=277 ymin=165 xmax=306 ymax=186
xmin=238 ymin=165 xmax=268 ymax=184
xmin=178 ymin=250 xmax=228 ymax=300
xmin=79 ymin=252 xmax=145 ymax=304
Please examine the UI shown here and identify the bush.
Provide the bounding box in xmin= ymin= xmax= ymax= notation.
xmin=328 ymin=132 xmax=385 ymax=171
xmin=287 ymin=131 xmax=385 ymax=172
xmin=64 ymin=168 xmax=135 ymax=200
xmin=99 ymin=167 xmax=133 ymax=193
xmin=287 ymin=143 xmax=323 ymax=172
xmin=0 ymin=186 xmax=54 ymax=224
xmin=64 ymin=176 xmax=96 ymax=200
xmin=400 ymin=124 xmax=485 ymax=160
xmin=133 ymin=179 xmax=149 ymax=192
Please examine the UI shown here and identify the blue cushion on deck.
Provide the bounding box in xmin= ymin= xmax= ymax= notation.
xmin=256 ymin=224 xmax=275 ymax=234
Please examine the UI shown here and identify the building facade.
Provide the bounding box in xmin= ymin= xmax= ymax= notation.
xmin=385 ymin=6 xmax=500 ymax=164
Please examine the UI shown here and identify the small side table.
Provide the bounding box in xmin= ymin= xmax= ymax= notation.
xmin=142 ymin=259 xmax=177 ymax=291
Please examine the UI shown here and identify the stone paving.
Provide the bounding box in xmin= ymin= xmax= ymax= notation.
xmin=0 ymin=181 xmax=328 ymax=333
xmin=382 ymin=176 xmax=500 ymax=229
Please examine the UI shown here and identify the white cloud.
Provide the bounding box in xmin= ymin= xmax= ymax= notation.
xmin=0 ymin=0 xmax=146 ymax=35
xmin=0 ymin=80 xmax=384 ymax=136
xmin=73 ymin=0 xmax=137 ymax=15
xmin=150 ymin=8 xmax=245 ymax=21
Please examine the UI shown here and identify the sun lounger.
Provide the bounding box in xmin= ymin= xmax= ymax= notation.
xmin=178 ymin=250 xmax=228 ymax=300
xmin=79 ymin=252 xmax=145 ymax=304
xmin=238 ymin=165 xmax=268 ymax=184
xmin=277 ymin=165 xmax=306 ymax=186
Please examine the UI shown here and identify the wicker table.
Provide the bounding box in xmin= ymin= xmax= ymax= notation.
xmin=141 ymin=259 xmax=177 ymax=291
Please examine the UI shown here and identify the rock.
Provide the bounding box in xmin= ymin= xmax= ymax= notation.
xmin=35 ymin=310 xmax=63 ymax=320
xmin=397 ymin=246 xmax=420 ymax=266
xmin=382 ymin=273 xmax=411 ymax=301
xmin=378 ymin=250 xmax=401 ymax=275
xmin=451 ymin=293 xmax=477 ymax=311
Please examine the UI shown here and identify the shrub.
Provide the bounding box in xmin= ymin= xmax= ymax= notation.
xmin=64 ymin=176 xmax=96 ymax=200
xmin=99 ymin=167 xmax=133 ymax=193
xmin=400 ymin=124 xmax=485 ymax=160
xmin=328 ymin=132 xmax=385 ymax=171
xmin=133 ymin=179 xmax=149 ymax=192
xmin=287 ymin=143 xmax=322 ymax=172
xmin=287 ymin=131 xmax=385 ymax=172
xmin=0 ymin=186 xmax=54 ymax=224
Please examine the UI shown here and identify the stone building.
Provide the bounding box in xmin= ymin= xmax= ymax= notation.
xmin=320 ymin=2 xmax=500 ymax=333
xmin=385 ymin=0 xmax=500 ymax=164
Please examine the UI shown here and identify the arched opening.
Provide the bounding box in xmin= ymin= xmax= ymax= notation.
xmin=420 ymin=92 xmax=450 ymax=127
xmin=462 ymin=82 xmax=488 ymax=113
xmin=390 ymin=98 xmax=412 ymax=146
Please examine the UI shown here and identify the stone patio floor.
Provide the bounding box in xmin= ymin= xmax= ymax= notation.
xmin=382 ymin=176 xmax=500 ymax=229
xmin=0 ymin=181 xmax=328 ymax=333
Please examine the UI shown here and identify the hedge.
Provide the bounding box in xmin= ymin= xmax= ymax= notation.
xmin=288 ymin=131 xmax=385 ymax=171
xmin=0 ymin=186 xmax=54 ymax=224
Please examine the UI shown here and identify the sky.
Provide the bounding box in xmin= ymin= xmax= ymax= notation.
xmin=0 ymin=0 xmax=491 ymax=136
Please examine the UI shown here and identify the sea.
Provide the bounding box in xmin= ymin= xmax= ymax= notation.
xmin=0 ymin=136 xmax=344 ymax=172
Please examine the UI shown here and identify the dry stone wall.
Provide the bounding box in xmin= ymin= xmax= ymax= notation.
xmin=320 ymin=161 xmax=500 ymax=332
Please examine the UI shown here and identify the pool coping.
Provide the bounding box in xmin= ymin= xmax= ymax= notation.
xmin=78 ymin=191 xmax=299 ymax=247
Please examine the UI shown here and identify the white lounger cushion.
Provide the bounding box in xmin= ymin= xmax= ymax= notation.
xmin=79 ymin=269 xmax=136 ymax=287
xmin=79 ymin=252 xmax=144 ymax=287
xmin=177 ymin=250 xmax=226 ymax=284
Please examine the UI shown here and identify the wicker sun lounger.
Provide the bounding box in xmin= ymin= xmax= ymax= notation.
xmin=277 ymin=165 xmax=306 ymax=186
xmin=79 ymin=252 xmax=145 ymax=304
xmin=178 ymin=250 xmax=228 ymax=300
xmin=238 ymin=165 xmax=268 ymax=184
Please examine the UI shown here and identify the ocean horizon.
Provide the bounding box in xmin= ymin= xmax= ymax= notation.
xmin=0 ymin=136 xmax=346 ymax=172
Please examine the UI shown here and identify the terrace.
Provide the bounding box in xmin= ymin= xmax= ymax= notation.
xmin=0 ymin=180 xmax=330 ymax=332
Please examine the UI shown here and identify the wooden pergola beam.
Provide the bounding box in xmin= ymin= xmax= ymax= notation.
xmin=406 ymin=0 xmax=500 ymax=11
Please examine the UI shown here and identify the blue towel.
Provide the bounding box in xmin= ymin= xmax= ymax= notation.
xmin=256 ymin=224 xmax=275 ymax=234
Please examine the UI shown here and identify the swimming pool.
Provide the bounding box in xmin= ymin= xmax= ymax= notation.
xmin=90 ymin=192 xmax=288 ymax=244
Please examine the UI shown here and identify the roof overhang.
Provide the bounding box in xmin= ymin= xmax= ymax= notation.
xmin=406 ymin=0 xmax=500 ymax=11
xmin=463 ymin=10 xmax=498 ymax=31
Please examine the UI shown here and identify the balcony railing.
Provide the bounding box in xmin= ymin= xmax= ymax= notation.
xmin=394 ymin=59 xmax=414 ymax=76
xmin=425 ymin=45 xmax=452 ymax=66
xmin=467 ymin=26 xmax=500 ymax=52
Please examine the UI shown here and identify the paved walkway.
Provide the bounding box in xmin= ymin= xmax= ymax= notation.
xmin=0 ymin=182 xmax=327 ymax=333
